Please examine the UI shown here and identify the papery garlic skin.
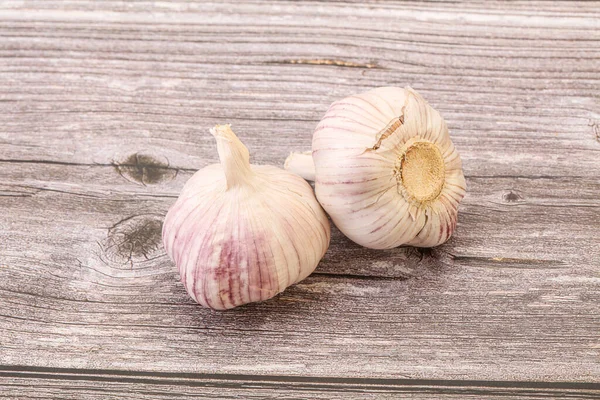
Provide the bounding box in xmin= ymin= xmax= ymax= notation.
xmin=290 ymin=87 xmax=466 ymax=250
xmin=163 ymin=125 xmax=330 ymax=310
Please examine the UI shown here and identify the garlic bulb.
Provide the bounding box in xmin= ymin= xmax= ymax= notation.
xmin=285 ymin=87 xmax=466 ymax=250
xmin=163 ymin=125 xmax=330 ymax=310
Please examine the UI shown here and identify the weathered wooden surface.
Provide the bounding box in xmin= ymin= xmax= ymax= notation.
xmin=1 ymin=368 xmax=600 ymax=400
xmin=0 ymin=0 xmax=599 ymax=398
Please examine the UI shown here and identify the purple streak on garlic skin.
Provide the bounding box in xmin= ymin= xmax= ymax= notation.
xmin=162 ymin=125 xmax=330 ymax=310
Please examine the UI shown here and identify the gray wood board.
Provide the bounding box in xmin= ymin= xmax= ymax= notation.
xmin=0 ymin=0 xmax=599 ymax=398
xmin=1 ymin=368 xmax=599 ymax=400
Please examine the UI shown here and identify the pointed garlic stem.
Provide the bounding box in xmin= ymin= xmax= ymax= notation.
xmin=210 ymin=124 xmax=254 ymax=189
xmin=284 ymin=151 xmax=316 ymax=181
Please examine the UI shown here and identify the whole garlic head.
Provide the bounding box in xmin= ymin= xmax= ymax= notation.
xmin=286 ymin=87 xmax=466 ymax=249
xmin=163 ymin=125 xmax=330 ymax=310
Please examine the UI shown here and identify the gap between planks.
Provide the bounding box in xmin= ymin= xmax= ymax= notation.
xmin=0 ymin=365 xmax=599 ymax=396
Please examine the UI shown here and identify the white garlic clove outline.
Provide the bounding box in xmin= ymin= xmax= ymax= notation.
xmin=163 ymin=124 xmax=331 ymax=310
xmin=285 ymin=87 xmax=466 ymax=250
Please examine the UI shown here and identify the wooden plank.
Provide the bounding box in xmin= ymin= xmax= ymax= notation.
xmin=0 ymin=162 xmax=599 ymax=382
xmin=0 ymin=0 xmax=599 ymax=397
xmin=1 ymin=368 xmax=599 ymax=400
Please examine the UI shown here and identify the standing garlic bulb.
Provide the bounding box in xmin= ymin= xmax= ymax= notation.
xmin=163 ymin=125 xmax=330 ymax=310
xmin=285 ymin=87 xmax=466 ymax=250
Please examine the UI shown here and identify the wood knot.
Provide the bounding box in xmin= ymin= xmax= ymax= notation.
xmin=503 ymin=190 xmax=524 ymax=203
xmin=101 ymin=215 xmax=163 ymax=268
xmin=114 ymin=152 xmax=177 ymax=185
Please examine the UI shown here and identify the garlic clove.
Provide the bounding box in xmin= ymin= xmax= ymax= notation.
xmin=284 ymin=150 xmax=315 ymax=181
xmin=285 ymin=87 xmax=466 ymax=250
xmin=163 ymin=124 xmax=330 ymax=310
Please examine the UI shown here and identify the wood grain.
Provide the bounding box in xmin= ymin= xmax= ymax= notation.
xmin=1 ymin=367 xmax=599 ymax=400
xmin=1 ymin=0 xmax=599 ymax=398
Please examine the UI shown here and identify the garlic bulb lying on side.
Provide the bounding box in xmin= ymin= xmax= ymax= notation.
xmin=163 ymin=125 xmax=330 ymax=310
xmin=285 ymin=87 xmax=466 ymax=250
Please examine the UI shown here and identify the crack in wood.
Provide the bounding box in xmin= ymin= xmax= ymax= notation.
xmin=271 ymin=59 xmax=379 ymax=69
xmin=453 ymin=256 xmax=566 ymax=268
xmin=0 ymin=158 xmax=195 ymax=173
xmin=311 ymin=272 xmax=410 ymax=281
